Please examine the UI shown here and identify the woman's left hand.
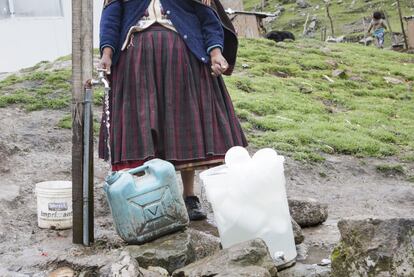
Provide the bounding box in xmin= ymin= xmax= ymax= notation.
xmin=210 ymin=48 xmax=228 ymax=77
xmin=202 ymin=0 xmax=211 ymax=6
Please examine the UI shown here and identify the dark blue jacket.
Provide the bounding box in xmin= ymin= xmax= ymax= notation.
xmin=100 ymin=0 xmax=225 ymax=66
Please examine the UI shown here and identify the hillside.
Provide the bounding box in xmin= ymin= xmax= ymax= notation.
xmin=226 ymin=39 xmax=414 ymax=165
xmin=244 ymin=0 xmax=413 ymax=43
xmin=1 ymin=39 xmax=413 ymax=166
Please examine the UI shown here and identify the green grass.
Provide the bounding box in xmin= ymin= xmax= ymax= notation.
xmin=375 ymin=164 xmax=405 ymax=175
xmin=223 ymin=38 xmax=414 ymax=161
xmin=0 ymin=69 xmax=72 ymax=111
xmin=0 ymin=64 xmax=106 ymax=111
xmin=244 ymin=0 xmax=413 ymax=44
xmin=57 ymin=114 xmax=72 ymax=130
xmin=58 ymin=113 xmax=101 ymax=133
xmin=1 ymin=39 xmax=413 ymax=163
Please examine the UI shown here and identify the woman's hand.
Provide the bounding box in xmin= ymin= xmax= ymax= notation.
xmin=99 ymin=47 xmax=113 ymax=75
xmin=202 ymin=0 xmax=211 ymax=6
xmin=210 ymin=48 xmax=228 ymax=77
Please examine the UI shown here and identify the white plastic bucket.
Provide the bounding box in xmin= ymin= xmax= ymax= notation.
xmin=35 ymin=181 xmax=72 ymax=230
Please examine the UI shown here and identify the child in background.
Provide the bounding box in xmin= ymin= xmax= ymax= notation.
xmin=367 ymin=11 xmax=388 ymax=48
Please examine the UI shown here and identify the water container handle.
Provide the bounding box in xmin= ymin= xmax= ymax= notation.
xmin=128 ymin=165 xmax=149 ymax=175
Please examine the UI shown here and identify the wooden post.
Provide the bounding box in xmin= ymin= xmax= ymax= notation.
xmin=362 ymin=17 xmax=368 ymax=46
xmin=326 ymin=2 xmax=334 ymax=37
xmin=72 ymin=0 xmax=94 ymax=244
xmin=303 ymin=13 xmax=310 ymax=36
xmin=383 ymin=11 xmax=397 ymax=46
xmin=396 ymin=0 xmax=408 ymax=49
xmin=321 ymin=26 xmax=326 ymax=41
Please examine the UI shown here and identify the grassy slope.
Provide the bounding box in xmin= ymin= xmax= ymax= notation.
xmin=224 ymin=39 xmax=414 ymax=161
xmin=244 ymin=0 xmax=413 ymax=40
xmin=0 ymin=40 xmax=413 ymax=162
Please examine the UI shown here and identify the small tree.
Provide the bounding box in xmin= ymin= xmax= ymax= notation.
xmin=325 ymin=1 xmax=335 ymax=37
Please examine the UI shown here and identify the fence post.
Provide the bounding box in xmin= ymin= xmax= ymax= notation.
xmin=72 ymin=0 xmax=94 ymax=245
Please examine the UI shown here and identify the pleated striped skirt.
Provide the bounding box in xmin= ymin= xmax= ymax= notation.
xmin=98 ymin=24 xmax=248 ymax=171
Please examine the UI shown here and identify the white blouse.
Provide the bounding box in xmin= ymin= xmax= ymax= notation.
xmin=121 ymin=0 xmax=177 ymax=50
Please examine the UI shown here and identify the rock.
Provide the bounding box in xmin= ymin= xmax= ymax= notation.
xmin=277 ymin=6 xmax=286 ymax=12
xmin=78 ymin=271 xmax=96 ymax=277
xmin=326 ymin=60 xmax=338 ymax=69
xmin=48 ymin=267 xmax=75 ymax=277
xmin=291 ymin=218 xmax=304 ymax=245
xmin=359 ymin=36 xmax=374 ymax=45
xmin=126 ymin=229 xmax=220 ymax=274
xmin=187 ymin=229 xmax=221 ymax=260
xmin=299 ymin=84 xmax=313 ymax=94
xmin=126 ymin=231 xmax=195 ymax=274
xmin=332 ymin=69 xmax=347 ymax=79
xmin=288 ymin=197 xmax=328 ymax=227
xmin=264 ymin=17 xmax=277 ymax=24
xmin=319 ymin=259 xmax=331 ymax=266
xmin=349 ymin=76 xmax=364 ymax=82
xmin=304 ymin=17 xmax=318 ymax=37
xmin=138 ymin=268 xmax=166 ymax=277
xmin=274 ymin=71 xmax=290 ymax=78
xmin=146 ymin=267 xmax=170 ymax=276
xmin=308 ymin=20 xmax=317 ymax=30
xmin=213 ymin=266 xmax=272 ymax=276
xmin=99 ymin=251 xmax=142 ymax=277
xmin=295 ymin=244 xmax=308 ymax=262
xmin=331 ymin=218 xmax=414 ymax=277
xmin=172 ymin=239 xmax=278 ymax=277
xmin=383 ymin=76 xmax=404 ymax=84
xmin=296 ymin=0 xmax=311 ymax=8
xmin=326 ymin=36 xmax=345 ymax=43
xmin=278 ymin=262 xmax=331 ymax=277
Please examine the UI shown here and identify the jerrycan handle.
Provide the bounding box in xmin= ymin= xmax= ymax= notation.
xmin=128 ymin=165 xmax=149 ymax=175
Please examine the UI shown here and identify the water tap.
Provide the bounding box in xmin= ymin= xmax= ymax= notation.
xmin=90 ymin=68 xmax=110 ymax=89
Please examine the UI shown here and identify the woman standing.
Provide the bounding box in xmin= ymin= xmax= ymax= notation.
xmin=99 ymin=0 xmax=247 ymax=220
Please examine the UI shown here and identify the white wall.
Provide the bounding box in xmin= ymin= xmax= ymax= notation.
xmin=0 ymin=0 xmax=104 ymax=73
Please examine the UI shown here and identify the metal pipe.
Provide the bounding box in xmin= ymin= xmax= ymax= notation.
xmin=81 ymin=69 xmax=109 ymax=247
xmin=83 ymin=88 xmax=93 ymax=246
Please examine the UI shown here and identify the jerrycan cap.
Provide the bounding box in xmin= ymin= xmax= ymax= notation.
xmin=105 ymin=171 xmax=122 ymax=186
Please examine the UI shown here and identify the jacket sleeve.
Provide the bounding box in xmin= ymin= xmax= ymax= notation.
xmin=193 ymin=3 xmax=224 ymax=53
xmin=99 ymin=0 xmax=123 ymax=55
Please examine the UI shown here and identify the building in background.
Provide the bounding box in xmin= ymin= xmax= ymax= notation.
xmin=405 ymin=16 xmax=414 ymax=49
xmin=0 ymin=0 xmax=103 ymax=72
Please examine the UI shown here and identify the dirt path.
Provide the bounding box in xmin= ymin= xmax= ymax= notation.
xmin=0 ymin=106 xmax=413 ymax=274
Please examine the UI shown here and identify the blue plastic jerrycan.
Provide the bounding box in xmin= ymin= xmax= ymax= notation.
xmin=104 ymin=159 xmax=189 ymax=244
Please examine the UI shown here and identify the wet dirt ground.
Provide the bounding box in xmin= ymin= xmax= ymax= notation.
xmin=0 ymin=106 xmax=413 ymax=275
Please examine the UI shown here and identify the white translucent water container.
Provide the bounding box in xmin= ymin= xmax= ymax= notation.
xmin=35 ymin=181 xmax=72 ymax=229
xmin=200 ymin=147 xmax=296 ymax=267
